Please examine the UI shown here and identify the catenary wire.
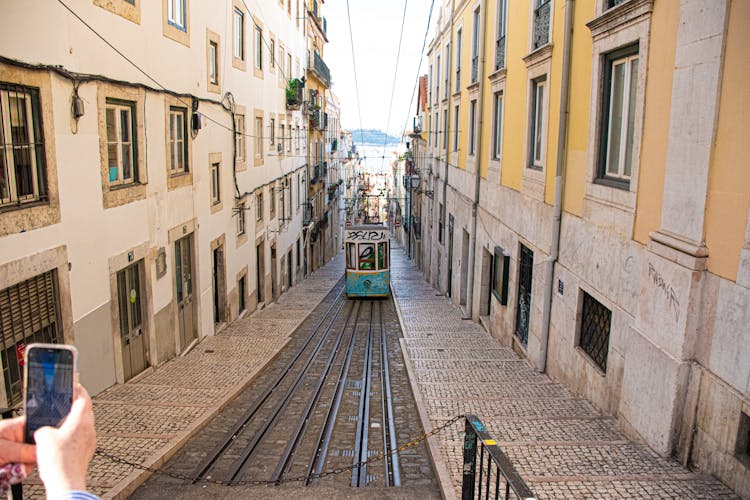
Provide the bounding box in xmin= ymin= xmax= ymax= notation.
xmin=380 ymin=0 xmax=410 ymax=171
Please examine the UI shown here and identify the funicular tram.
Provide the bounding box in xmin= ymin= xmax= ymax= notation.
xmin=344 ymin=225 xmax=390 ymax=298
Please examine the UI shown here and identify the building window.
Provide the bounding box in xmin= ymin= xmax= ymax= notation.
xmin=607 ymin=0 xmax=627 ymax=8
xmin=167 ymin=0 xmax=186 ymax=30
xmin=237 ymin=201 xmax=245 ymax=235
xmin=168 ymin=106 xmax=188 ymax=175
xmin=270 ymin=38 xmax=275 ymax=70
xmin=438 ymin=203 xmax=444 ymax=243
xmin=106 ymin=99 xmax=137 ymax=185
xmin=269 ymin=118 xmax=275 ymax=146
xmin=210 ymin=161 xmax=220 ymax=205
xmin=255 ymin=26 xmax=263 ymax=70
xmin=233 ymin=8 xmax=244 ymax=60
xmin=455 ymin=29 xmax=462 ymax=91
xmin=254 ymin=116 xmax=263 ymax=159
xmin=269 ymin=184 xmax=276 ymax=218
xmin=442 ymin=109 xmax=448 ymax=150
xmin=469 ymin=100 xmax=477 ymax=156
xmin=436 ymin=55 xmax=441 ymax=104
xmin=598 ymin=46 xmax=639 ymax=188
xmin=209 ymin=41 xmax=219 ymax=84
xmin=453 ymin=105 xmax=459 ymax=150
xmin=0 ymin=83 xmax=47 ymax=207
xmin=529 ymin=76 xmax=547 ymax=169
xmin=533 ymin=0 xmax=551 ymax=50
xmin=0 ymin=271 xmax=61 ymax=406
xmin=256 ymin=192 xmax=263 ymax=221
xmin=578 ymin=291 xmax=612 ymax=372
xmin=736 ymin=411 xmax=750 ymax=463
xmin=235 ymin=114 xmax=246 ymax=162
xmin=495 ymin=0 xmax=507 ymax=70
xmin=493 ymin=91 xmax=503 ymax=160
xmin=492 ymin=246 xmax=510 ymax=305
xmin=471 ymin=7 xmax=480 ymax=83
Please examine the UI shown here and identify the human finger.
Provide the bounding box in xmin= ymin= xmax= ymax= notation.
xmin=0 ymin=416 xmax=26 ymax=443
xmin=0 ymin=440 xmax=36 ymax=465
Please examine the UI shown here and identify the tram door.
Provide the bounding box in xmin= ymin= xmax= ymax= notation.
xmin=175 ymin=234 xmax=197 ymax=352
xmin=117 ymin=262 xmax=148 ymax=381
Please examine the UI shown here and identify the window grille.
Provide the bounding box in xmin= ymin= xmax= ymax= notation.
xmin=533 ymin=0 xmax=551 ymax=50
xmin=0 ymin=271 xmax=60 ymax=406
xmin=0 ymin=83 xmax=48 ymax=208
xmin=515 ymin=245 xmax=533 ymax=345
xmin=579 ymin=291 xmax=612 ymax=372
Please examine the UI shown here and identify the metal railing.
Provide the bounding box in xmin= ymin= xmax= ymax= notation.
xmin=471 ymin=55 xmax=479 ymax=84
xmin=495 ymin=36 xmax=506 ymax=70
xmin=462 ymin=415 xmax=535 ymax=500
xmin=311 ymin=51 xmax=331 ymax=88
xmin=533 ymin=0 xmax=551 ymax=50
xmin=608 ymin=0 xmax=627 ymax=7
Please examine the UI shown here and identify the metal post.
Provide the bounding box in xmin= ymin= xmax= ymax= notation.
xmin=462 ymin=417 xmax=478 ymax=500
xmin=1 ymin=408 xmax=23 ymax=500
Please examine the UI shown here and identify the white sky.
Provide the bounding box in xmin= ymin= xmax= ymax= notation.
xmin=324 ymin=0 xmax=436 ymax=136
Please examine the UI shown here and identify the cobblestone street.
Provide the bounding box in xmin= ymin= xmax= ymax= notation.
xmin=389 ymin=245 xmax=741 ymax=500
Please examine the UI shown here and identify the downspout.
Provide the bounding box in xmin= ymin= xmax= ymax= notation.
xmin=464 ymin=0 xmax=488 ymax=319
xmin=537 ymin=0 xmax=574 ymax=372
xmin=439 ymin=0 xmax=456 ymax=294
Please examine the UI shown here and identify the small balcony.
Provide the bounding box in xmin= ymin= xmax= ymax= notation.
xmin=471 ymin=55 xmax=478 ymax=84
xmin=308 ymin=51 xmax=331 ymax=88
xmin=413 ymin=116 xmax=423 ymax=134
xmin=533 ymin=0 xmax=551 ymax=50
xmin=495 ymin=36 xmax=506 ymax=70
xmin=286 ymin=79 xmax=304 ymax=110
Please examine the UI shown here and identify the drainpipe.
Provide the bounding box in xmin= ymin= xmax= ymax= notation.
xmin=464 ymin=0 xmax=488 ymax=319
xmin=537 ymin=0 xmax=574 ymax=373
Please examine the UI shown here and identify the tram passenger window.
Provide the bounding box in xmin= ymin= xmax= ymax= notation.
xmin=377 ymin=242 xmax=388 ymax=270
xmin=346 ymin=243 xmax=357 ymax=269
xmin=358 ymin=243 xmax=375 ymax=270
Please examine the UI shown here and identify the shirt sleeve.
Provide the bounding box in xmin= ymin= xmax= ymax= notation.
xmin=56 ymin=491 xmax=101 ymax=500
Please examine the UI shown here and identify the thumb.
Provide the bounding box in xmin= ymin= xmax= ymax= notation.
xmin=33 ymin=425 xmax=59 ymax=447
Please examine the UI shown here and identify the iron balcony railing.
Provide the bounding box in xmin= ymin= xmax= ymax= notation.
xmin=608 ymin=0 xmax=627 ymax=7
xmin=463 ymin=415 xmax=536 ymax=500
xmin=471 ymin=55 xmax=479 ymax=84
xmin=533 ymin=0 xmax=551 ymax=50
xmin=310 ymin=51 xmax=331 ymax=88
xmin=495 ymin=36 xmax=506 ymax=70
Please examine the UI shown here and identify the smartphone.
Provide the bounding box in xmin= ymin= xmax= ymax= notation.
xmin=23 ymin=344 xmax=77 ymax=444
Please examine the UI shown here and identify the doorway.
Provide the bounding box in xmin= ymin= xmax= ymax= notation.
xmin=175 ymin=234 xmax=197 ymax=352
xmin=447 ymin=214 xmax=454 ymax=298
xmin=117 ymin=262 xmax=148 ymax=381
xmin=515 ymin=244 xmax=534 ymax=346
xmin=460 ymin=229 xmax=470 ymax=307
xmin=479 ymin=248 xmax=492 ymax=317
xmin=287 ymin=252 xmax=293 ymax=289
xmin=212 ymin=245 xmax=226 ymax=327
xmin=256 ymin=242 xmax=265 ymax=305
xmin=271 ymin=245 xmax=278 ymax=300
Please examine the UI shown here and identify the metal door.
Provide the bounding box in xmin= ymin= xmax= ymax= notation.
xmin=175 ymin=234 xmax=197 ymax=352
xmin=515 ymin=245 xmax=533 ymax=346
xmin=117 ymin=262 xmax=148 ymax=381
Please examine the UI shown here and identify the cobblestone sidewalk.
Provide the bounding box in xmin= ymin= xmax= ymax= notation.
xmin=22 ymin=255 xmax=343 ymax=500
xmin=389 ymin=246 xmax=740 ymax=500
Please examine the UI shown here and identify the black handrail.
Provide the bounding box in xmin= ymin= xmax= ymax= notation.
xmin=462 ymin=414 xmax=535 ymax=500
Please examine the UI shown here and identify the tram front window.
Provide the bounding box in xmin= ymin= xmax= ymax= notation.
xmin=358 ymin=243 xmax=375 ymax=270
xmin=378 ymin=242 xmax=388 ymax=270
xmin=346 ymin=243 xmax=357 ymax=269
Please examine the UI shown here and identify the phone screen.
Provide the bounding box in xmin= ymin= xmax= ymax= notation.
xmin=24 ymin=347 xmax=75 ymax=443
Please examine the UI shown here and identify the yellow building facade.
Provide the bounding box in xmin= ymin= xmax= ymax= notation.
xmin=420 ymin=0 xmax=749 ymax=495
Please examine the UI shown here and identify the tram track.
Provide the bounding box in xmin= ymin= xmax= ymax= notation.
xmin=189 ymin=283 xmax=407 ymax=489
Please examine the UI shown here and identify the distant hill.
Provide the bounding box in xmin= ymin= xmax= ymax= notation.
xmin=349 ymin=129 xmax=400 ymax=146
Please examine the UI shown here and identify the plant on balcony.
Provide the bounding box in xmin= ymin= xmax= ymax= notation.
xmin=286 ymin=78 xmax=304 ymax=110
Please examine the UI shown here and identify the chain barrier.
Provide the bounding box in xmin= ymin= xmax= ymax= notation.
xmin=94 ymin=413 xmax=465 ymax=487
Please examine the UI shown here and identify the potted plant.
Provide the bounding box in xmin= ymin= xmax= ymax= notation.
xmin=286 ymin=78 xmax=304 ymax=110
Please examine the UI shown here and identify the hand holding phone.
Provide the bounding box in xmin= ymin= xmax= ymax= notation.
xmin=23 ymin=344 xmax=77 ymax=444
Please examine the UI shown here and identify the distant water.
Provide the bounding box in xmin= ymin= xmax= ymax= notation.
xmin=357 ymin=143 xmax=401 ymax=173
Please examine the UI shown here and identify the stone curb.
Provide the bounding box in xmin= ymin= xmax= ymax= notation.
xmin=391 ymin=264 xmax=459 ymax=500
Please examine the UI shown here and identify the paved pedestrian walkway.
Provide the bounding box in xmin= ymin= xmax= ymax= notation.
xmin=389 ymin=246 xmax=740 ymax=500
xmin=22 ymin=255 xmax=344 ymax=500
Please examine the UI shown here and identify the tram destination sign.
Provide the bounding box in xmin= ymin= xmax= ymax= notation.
xmin=346 ymin=229 xmax=387 ymax=242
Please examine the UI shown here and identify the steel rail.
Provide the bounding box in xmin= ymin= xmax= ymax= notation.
xmin=380 ymin=300 xmax=401 ymax=486
xmin=271 ymin=299 xmax=358 ymax=483
xmin=190 ymin=283 xmax=346 ymax=482
xmin=352 ymin=301 xmax=375 ymax=487
xmin=223 ymin=298 xmax=349 ymax=483
xmin=306 ymin=300 xmax=363 ymax=485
